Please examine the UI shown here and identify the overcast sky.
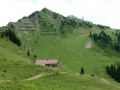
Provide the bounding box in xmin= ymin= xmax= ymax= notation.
xmin=0 ymin=0 xmax=120 ymax=29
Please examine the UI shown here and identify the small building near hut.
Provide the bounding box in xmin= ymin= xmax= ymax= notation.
xmin=35 ymin=59 xmax=59 ymax=68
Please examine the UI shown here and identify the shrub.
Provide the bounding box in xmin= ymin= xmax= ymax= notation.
xmin=3 ymin=70 xmax=7 ymax=72
xmin=80 ymin=67 xmax=84 ymax=75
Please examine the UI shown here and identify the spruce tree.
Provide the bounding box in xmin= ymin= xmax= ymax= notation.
xmin=0 ymin=32 xmax=4 ymax=38
xmin=27 ymin=50 xmax=30 ymax=56
xmin=80 ymin=67 xmax=84 ymax=75
xmin=89 ymin=32 xmax=92 ymax=37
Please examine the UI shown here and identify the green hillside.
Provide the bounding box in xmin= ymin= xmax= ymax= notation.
xmin=0 ymin=8 xmax=120 ymax=90
xmin=0 ymin=38 xmax=52 ymax=81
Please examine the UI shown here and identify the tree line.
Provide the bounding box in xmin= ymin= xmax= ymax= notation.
xmin=0 ymin=28 xmax=21 ymax=46
xmin=97 ymin=24 xmax=110 ymax=29
xmin=90 ymin=30 xmax=120 ymax=51
xmin=113 ymin=31 xmax=120 ymax=51
xmin=90 ymin=30 xmax=112 ymax=48
xmin=106 ymin=64 xmax=120 ymax=82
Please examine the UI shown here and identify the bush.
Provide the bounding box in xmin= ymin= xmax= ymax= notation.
xmin=80 ymin=67 xmax=84 ymax=75
xmin=27 ymin=50 xmax=30 ymax=56
xmin=3 ymin=70 xmax=7 ymax=72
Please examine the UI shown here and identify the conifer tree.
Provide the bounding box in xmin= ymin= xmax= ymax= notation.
xmin=89 ymin=32 xmax=92 ymax=37
xmin=80 ymin=67 xmax=84 ymax=75
xmin=27 ymin=50 xmax=30 ymax=56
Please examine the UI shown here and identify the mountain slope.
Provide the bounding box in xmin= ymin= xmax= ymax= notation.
xmin=0 ymin=7 xmax=110 ymax=49
xmin=0 ymin=33 xmax=120 ymax=90
xmin=0 ymin=38 xmax=52 ymax=80
xmin=0 ymin=8 xmax=119 ymax=90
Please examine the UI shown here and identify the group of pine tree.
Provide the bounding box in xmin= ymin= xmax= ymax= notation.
xmin=90 ymin=30 xmax=120 ymax=82
xmin=0 ymin=28 xmax=21 ymax=46
xmin=90 ymin=30 xmax=120 ymax=51
xmin=106 ymin=64 xmax=120 ymax=82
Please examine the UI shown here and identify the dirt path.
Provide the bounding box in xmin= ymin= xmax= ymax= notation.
xmin=0 ymin=71 xmax=67 ymax=82
xmin=101 ymin=78 xmax=111 ymax=85
xmin=39 ymin=34 xmax=89 ymax=46
xmin=72 ymin=34 xmax=89 ymax=39
xmin=0 ymin=80 xmax=10 ymax=83
xmin=85 ymin=41 xmax=92 ymax=49
xmin=0 ymin=73 xmax=53 ymax=83
xmin=22 ymin=73 xmax=53 ymax=81
xmin=100 ymin=78 xmax=120 ymax=89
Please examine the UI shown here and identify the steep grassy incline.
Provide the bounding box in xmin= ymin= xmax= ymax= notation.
xmin=15 ymin=30 xmax=120 ymax=90
xmin=31 ymin=30 xmax=120 ymax=79
xmin=0 ymin=39 xmax=52 ymax=80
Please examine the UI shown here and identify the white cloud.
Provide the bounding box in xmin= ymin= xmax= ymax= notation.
xmin=0 ymin=0 xmax=38 ymax=26
xmin=0 ymin=0 xmax=120 ymax=29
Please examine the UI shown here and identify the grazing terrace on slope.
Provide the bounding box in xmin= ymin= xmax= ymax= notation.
xmin=36 ymin=60 xmax=59 ymax=68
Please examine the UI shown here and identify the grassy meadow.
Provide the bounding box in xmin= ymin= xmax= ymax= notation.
xmin=0 ymin=39 xmax=52 ymax=80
